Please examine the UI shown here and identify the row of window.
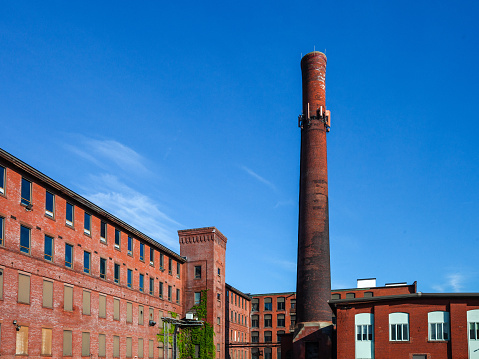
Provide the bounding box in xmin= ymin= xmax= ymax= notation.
xmin=1 ymin=169 xmax=180 ymax=276
xmin=231 ymin=310 xmax=248 ymax=326
xmin=252 ymin=347 xmax=276 ymax=359
xmin=252 ymin=297 xmax=295 ymax=312
xmin=14 ymin=327 xmax=158 ymax=358
xmin=229 ymin=348 xmax=249 ymax=359
xmin=12 ymin=224 xmax=181 ymax=301
xmin=227 ymin=289 xmax=248 ymax=310
xmin=332 ymin=291 xmax=373 ymax=300
xmin=251 ymin=330 xmax=285 ymax=343
xmin=230 ymin=329 xmax=248 ymax=342
xmin=355 ymin=312 xmax=454 ymax=343
xmin=6 ymin=270 xmax=170 ymax=325
xmin=251 ymin=314 xmax=287 ymax=328
xmin=194 ymin=264 xmax=221 ymax=279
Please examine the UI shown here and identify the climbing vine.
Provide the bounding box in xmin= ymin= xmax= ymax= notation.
xmin=157 ymin=290 xmax=215 ymax=359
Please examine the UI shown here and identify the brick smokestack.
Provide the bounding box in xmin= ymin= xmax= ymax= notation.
xmin=296 ymin=51 xmax=332 ymax=325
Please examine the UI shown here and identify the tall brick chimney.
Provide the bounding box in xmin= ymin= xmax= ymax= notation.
xmin=293 ymin=51 xmax=333 ymax=359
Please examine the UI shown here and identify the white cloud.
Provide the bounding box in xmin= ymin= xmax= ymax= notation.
xmin=83 ymin=174 xmax=181 ymax=249
xmin=432 ymin=272 xmax=466 ymax=293
xmin=240 ymin=165 xmax=276 ymax=190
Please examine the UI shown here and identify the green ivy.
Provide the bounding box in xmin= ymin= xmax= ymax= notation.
xmin=158 ymin=290 xmax=215 ymax=359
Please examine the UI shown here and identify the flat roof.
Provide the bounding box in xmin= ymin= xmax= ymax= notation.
xmin=0 ymin=148 xmax=186 ymax=262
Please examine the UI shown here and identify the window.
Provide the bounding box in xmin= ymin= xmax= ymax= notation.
xmin=99 ymin=295 xmax=106 ymax=318
xmin=45 ymin=191 xmax=55 ymax=217
xmin=0 ymin=216 xmax=4 ymax=246
xmin=217 ymin=317 xmax=221 ymax=324
xmin=177 ymin=262 xmax=181 ymax=278
xmin=63 ymin=330 xmax=72 ymax=356
xmin=139 ymin=305 xmax=144 ymax=325
xmin=139 ymin=274 xmax=144 ymax=292
xmin=20 ymin=225 xmax=30 ymax=254
xmin=346 ymin=293 xmax=356 ymax=299
xmin=82 ymin=332 xmax=90 ymax=357
xmin=140 ymin=243 xmax=145 ymax=261
xmin=252 ymin=315 xmax=259 ymax=328
xmin=18 ymin=273 xmax=30 ymax=304
xmin=264 ymin=297 xmax=272 ymax=311
xmin=100 ymin=258 xmax=107 ymax=279
xmin=176 ymin=289 xmax=180 ymax=304
xmin=127 ymin=302 xmax=133 ymax=323
xmin=99 ymin=334 xmax=106 ymax=357
xmin=115 ymin=229 xmax=121 ymax=249
xmin=389 ymin=312 xmax=409 ymax=341
xmin=21 ymin=178 xmax=31 ymax=205
xmin=195 ymin=265 xmax=201 ymax=279
xmin=43 ymin=280 xmax=53 ymax=308
xmin=149 ymin=277 xmax=154 ymax=295
xmin=291 ymin=315 xmax=296 ymax=328
xmin=138 ymin=338 xmax=144 ymax=358
xmin=83 ymin=290 xmax=91 ymax=315
xmin=194 ymin=292 xmax=201 ymax=305
xmin=84 ymin=251 xmax=91 ymax=274
xmin=113 ymin=335 xmax=120 ymax=357
xmin=470 ymin=322 xmax=479 ymax=340
xmin=114 ymin=298 xmax=120 ymax=320
xmin=278 ymin=314 xmax=285 ymax=327
xmin=41 ymin=328 xmax=52 ymax=355
xmin=291 ymin=299 xmax=296 ymax=309
xmin=66 ymin=202 xmax=74 ymax=226
xmin=114 ymin=263 xmax=120 ymax=284
xmin=84 ymin=212 xmax=91 ymax=235
xmin=277 ymin=330 xmax=285 ymax=342
xmin=356 ymin=324 xmax=373 ymax=341
xmin=251 ymin=331 xmax=259 ymax=343
xmin=160 ymin=253 xmax=164 ymax=269
xmin=331 ymin=293 xmax=341 ymax=299
xmin=127 ymin=337 xmax=132 ymax=358
xmin=159 ymin=282 xmax=163 ymax=298
xmin=127 ymin=269 xmax=132 ymax=288
xmin=149 ymin=339 xmax=154 ymax=358
xmin=264 ymin=331 xmax=272 ymax=343
xmin=100 ymin=221 xmax=107 ymax=242
xmin=264 ymin=314 xmax=272 ymax=327
xmin=252 ymin=298 xmax=259 ymax=311
xmin=0 ymin=165 xmax=5 ymax=194
xmin=150 ymin=247 xmax=154 ymax=266
xmin=168 ymin=258 xmax=172 ymax=275
xmin=264 ymin=348 xmax=272 ymax=359
xmin=65 ymin=243 xmax=73 ymax=268
xmin=168 ymin=285 xmax=172 ymax=301
xmin=128 ymin=236 xmax=133 ymax=255
xmin=44 ymin=234 xmax=53 ymax=261
xmin=16 ymin=325 xmax=29 ymax=355
xmin=429 ymin=311 xmax=449 ymax=341
xmin=277 ymin=297 xmax=285 ymax=311
xmin=364 ymin=292 xmax=374 ymax=298
xmin=64 ymin=285 xmax=73 ymax=311
xmin=218 ymin=267 xmax=221 ymax=276
xmin=217 ymin=293 xmax=221 ymax=301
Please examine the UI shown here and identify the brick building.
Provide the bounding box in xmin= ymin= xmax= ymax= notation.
xmin=250 ymin=279 xmax=417 ymax=359
xmin=0 ymin=147 xmax=248 ymax=359
xmin=226 ymin=284 xmax=251 ymax=359
xmin=330 ymin=293 xmax=479 ymax=359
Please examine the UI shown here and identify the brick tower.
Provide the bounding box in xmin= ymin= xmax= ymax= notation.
xmin=293 ymin=51 xmax=333 ymax=359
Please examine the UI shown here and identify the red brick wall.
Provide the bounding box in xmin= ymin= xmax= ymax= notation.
xmin=226 ymin=286 xmax=251 ymax=359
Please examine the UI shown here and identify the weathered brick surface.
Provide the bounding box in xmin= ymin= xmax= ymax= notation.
xmin=226 ymin=284 xmax=251 ymax=359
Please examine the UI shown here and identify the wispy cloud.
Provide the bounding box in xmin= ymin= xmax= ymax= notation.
xmin=82 ymin=174 xmax=181 ymax=249
xmin=432 ymin=273 xmax=466 ymax=293
xmin=65 ymin=138 xmax=149 ymax=174
xmin=240 ymin=165 xmax=276 ymax=190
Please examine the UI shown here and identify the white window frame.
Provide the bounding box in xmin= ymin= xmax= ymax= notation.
xmin=389 ymin=312 xmax=409 ymax=341
xmin=428 ymin=311 xmax=449 ymax=341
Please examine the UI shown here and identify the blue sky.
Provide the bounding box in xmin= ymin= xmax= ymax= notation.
xmin=1 ymin=1 xmax=479 ymax=294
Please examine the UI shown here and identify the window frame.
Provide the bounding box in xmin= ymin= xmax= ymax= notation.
xmin=99 ymin=257 xmax=107 ymax=279
xmin=100 ymin=221 xmax=107 ymax=243
xmin=44 ymin=234 xmax=54 ymax=261
xmin=65 ymin=202 xmax=74 ymax=227
xmin=389 ymin=312 xmax=410 ymax=342
xmin=127 ymin=236 xmax=133 ymax=255
xmin=84 ymin=212 xmax=91 ymax=235
xmin=194 ymin=265 xmax=201 ymax=279
xmin=20 ymin=178 xmax=32 ymax=206
xmin=127 ymin=268 xmax=133 ymax=288
xmin=114 ymin=263 xmax=120 ymax=284
xmin=428 ymin=311 xmax=449 ymax=341
xmin=83 ymin=250 xmax=91 ymax=274
xmin=139 ymin=273 xmax=144 ymax=292
xmin=0 ymin=165 xmax=5 ymax=195
xmin=45 ymin=191 xmax=55 ymax=218
xmin=20 ymin=225 xmax=31 ymax=255
xmin=139 ymin=242 xmax=145 ymax=261
xmin=149 ymin=277 xmax=154 ymax=295
xmin=65 ymin=243 xmax=74 ymax=268
xmin=114 ymin=229 xmax=121 ymax=250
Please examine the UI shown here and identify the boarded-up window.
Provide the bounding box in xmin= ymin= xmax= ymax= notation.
xmin=127 ymin=302 xmax=133 ymax=323
xmin=99 ymin=295 xmax=106 ymax=318
xmin=99 ymin=334 xmax=106 ymax=357
xmin=138 ymin=338 xmax=144 ymax=358
xmin=149 ymin=307 xmax=154 ymax=321
xmin=139 ymin=305 xmax=144 ymax=325
xmin=43 ymin=280 xmax=53 ymax=308
xmin=83 ymin=290 xmax=91 ymax=315
xmin=41 ymin=328 xmax=52 ymax=355
xmin=114 ymin=298 xmax=120 ymax=320
xmin=0 ymin=268 xmax=3 ymax=299
xmin=126 ymin=337 xmax=132 ymax=358
xmin=82 ymin=332 xmax=90 ymax=356
xmin=346 ymin=293 xmax=355 ymax=299
xmin=63 ymin=330 xmax=72 ymax=356
xmin=364 ymin=291 xmax=374 ymax=298
xmin=113 ymin=335 xmax=120 ymax=357
xmin=331 ymin=293 xmax=341 ymax=300
xmin=15 ymin=325 xmax=28 ymax=355
xmin=64 ymin=285 xmax=73 ymax=311
xmin=18 ymin=273 xmax=30 ymax=304
xmin=149 ymin=339 xmax=154 ymax=358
